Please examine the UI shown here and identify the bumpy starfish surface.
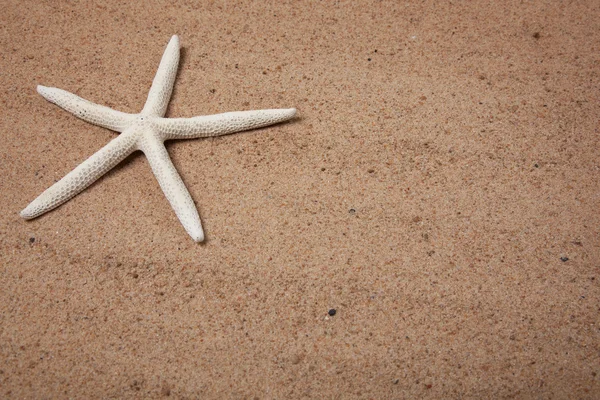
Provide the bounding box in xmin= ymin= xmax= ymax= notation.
xmin=21 ymin=35 xmax=296 ymax=242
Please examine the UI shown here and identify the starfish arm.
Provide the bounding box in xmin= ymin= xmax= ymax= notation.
xmin=155 ymin=108 xmax=297 ymax=139
xmin=20 ymin=129 xmax=139 ymax=219
xmin=141 ymin=35 xmax=180 ymax=117
xmin=37 ymin=85 xmax=135 ymax=132
xmin=138 ymin=134 xmax=204 ymax=242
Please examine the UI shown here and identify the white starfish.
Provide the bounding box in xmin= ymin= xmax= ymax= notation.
xmin=21 ymin=35 xmax=296 ymax=242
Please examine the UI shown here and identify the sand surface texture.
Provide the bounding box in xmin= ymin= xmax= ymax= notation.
xmin=1 ymin=1 xmax=598 ymax=398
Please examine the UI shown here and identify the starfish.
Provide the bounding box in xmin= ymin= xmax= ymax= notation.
xmin=20 ymin=35 xmax=296 ymax=242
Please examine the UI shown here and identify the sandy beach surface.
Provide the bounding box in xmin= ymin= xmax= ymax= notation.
xmin=1 ymin=1 xmax=598 ymax=398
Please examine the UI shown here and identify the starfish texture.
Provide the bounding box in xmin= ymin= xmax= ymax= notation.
xmin=21 ymin=35 xmax=296 ymax=242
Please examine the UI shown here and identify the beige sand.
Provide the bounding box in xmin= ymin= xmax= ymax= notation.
xmin=1 ymin=1 xmax=598 ymax=398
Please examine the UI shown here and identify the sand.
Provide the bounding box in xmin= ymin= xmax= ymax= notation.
xmin=1 ymin=0 xmax=598 ymax=398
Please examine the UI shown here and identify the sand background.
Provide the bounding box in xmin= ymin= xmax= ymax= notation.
xmin=1 ymin=0 xmax=599 ymax=398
